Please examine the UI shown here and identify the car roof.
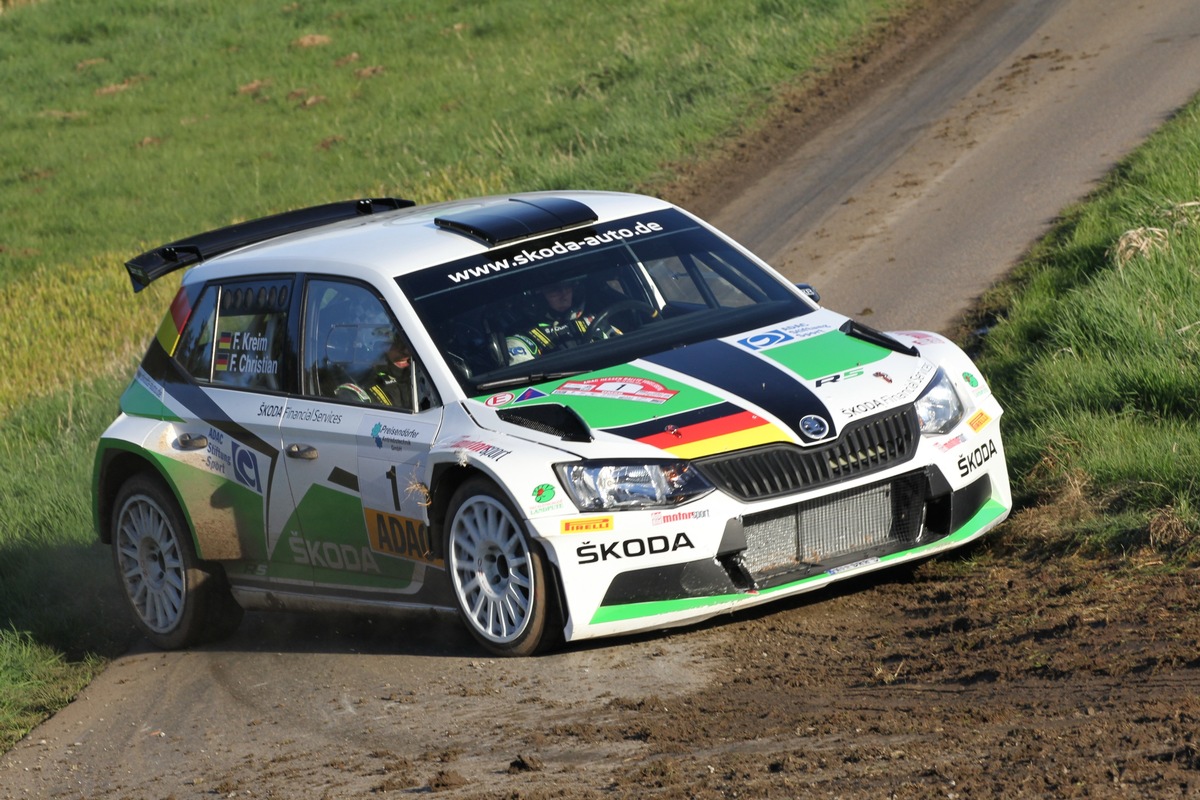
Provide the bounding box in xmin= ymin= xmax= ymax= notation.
xmin=155 ymin=190 xmax=676 ymax=288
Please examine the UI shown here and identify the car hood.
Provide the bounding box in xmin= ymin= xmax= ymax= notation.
xmin=471 ymin=309 xmax=936 ymax=459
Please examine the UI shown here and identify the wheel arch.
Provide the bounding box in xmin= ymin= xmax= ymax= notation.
xmin=427 ymin=461 xmax=568 ymax=646
xmin=94 ymin=443 xmax=195 ymax=549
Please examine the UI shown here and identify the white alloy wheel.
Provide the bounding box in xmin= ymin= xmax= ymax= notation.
xmin=115 ymin=491 xmax=187 ymax=635
xmin=110 ymin=474 xmax=242 ymax=649
xmin=446 ymin=478 xmax=550 ymax=656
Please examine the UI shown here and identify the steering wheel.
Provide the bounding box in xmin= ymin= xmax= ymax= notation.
xmin=587 ymin=300 xmax=656 ymax=341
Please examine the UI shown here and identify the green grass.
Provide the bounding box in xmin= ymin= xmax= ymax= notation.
xmin=0 ymin=0 xmax=907 ymax=413
xmin=0 ymin=629 xmax=100 ymax=753
xmin=0 ymin=0 xmax=920 ymax=749
xmin=969 ymin=97 xmax=1200 ymax=556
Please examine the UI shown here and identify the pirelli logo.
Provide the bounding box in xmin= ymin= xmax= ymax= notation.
xmin=967 ymin=410 xmax=991 ymax=432
xmin=561 ymin=516 xmax=614 ymax=534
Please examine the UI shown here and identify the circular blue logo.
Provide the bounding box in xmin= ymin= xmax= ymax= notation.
xmin=799 ymin=414 xmax=830 ymax=439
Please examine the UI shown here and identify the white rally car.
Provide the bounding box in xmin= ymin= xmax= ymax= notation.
xmin=94 ymin=191 xmax=1010 ymax=656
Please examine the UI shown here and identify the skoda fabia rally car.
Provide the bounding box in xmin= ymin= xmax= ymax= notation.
xmin=94 ymin=191 xmax=1010 ymax=656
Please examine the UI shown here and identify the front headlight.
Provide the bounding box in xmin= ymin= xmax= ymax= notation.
xmin=914 ymin=367 xmax=964 ymax=435
xmin=554 ymin=461 xmax=714 ymax=511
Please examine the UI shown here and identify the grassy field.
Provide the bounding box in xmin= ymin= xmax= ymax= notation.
xmin=1 ymin=0 xmax=1198 ymax=752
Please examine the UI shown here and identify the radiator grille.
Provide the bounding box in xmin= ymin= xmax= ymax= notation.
xmin=696 ymin=406 xmax=919 ymax=502
xmin=740 ymin=472 xmax=926 ymax=578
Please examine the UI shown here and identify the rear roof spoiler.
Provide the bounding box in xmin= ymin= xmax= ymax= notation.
xmin=124 ymin=197 xmax=414 ymax=292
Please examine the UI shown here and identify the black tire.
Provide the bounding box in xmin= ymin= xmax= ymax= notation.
xmin=110 ymin=473 xmax=243 ymax=649
xmin=445 ymin=477 xmax=555 ymax=656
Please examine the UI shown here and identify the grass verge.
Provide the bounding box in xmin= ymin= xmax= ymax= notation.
xmin=965 ymin=97 xmax=1200 ymax=561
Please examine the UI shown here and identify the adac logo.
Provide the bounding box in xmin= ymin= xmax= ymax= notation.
xmin=532 ymin=484 xmax=556 ymax=503
xmin=231 ymin=442 xmax=261 ymax=493
xmin=738 ymin=329 xmax=793 ymax=351
xmin=371 ymin=422 xmax=384 ymax=448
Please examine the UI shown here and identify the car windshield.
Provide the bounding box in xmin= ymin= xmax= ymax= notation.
xmin=397 ymin=208 xmax=812 ymax=395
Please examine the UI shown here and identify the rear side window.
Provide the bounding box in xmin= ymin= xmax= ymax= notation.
xmin=174 ymin=278 xmax=294 ymax=392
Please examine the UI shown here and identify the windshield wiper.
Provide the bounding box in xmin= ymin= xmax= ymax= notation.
xmin=474 ymin=371 xmax=585 ymax=392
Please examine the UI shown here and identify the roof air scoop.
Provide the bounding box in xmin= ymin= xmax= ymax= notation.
xmin=434 ymin=197 xmax=598 ymax=246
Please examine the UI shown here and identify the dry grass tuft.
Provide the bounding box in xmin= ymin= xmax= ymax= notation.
xmin=1109 ymin=226 xmax=1169 ymax=267
xmin=1148 ymin=505 xmax=1194 ymax=553
xmin=1160 ymin=199 xmax=1200 ymax=230
xmin=238 ymin=78 xmax=271 ymax=95
xmin=292 ymin=33 xmax=331 ymax=48
xmin=999 ymin=470 xmax=1098 ymax=552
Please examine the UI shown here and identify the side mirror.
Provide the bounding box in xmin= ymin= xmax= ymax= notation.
xmin=796 ymin=283 xmax=821 ymax=304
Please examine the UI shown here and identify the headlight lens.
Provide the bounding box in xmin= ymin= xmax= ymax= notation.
xmin=914 ymin=367 xmax=964 ymax=435
xmin=555 ymin=461 xmax=714 ymax=511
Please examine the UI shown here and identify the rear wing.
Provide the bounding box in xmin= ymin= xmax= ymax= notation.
xmin=124 ymin=197 xmax=414 ymax=292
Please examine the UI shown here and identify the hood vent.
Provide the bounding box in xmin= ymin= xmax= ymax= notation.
xmin=497 ymin=403 xmax=593 ymax=443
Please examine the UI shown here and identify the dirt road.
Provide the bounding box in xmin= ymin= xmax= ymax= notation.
xmin=6 ymin=1 xmax=1200 ymax=797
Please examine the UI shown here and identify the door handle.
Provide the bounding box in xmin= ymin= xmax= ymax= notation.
xmin=285 ymin=443 xmax=319 ymax=460
xmin=177 ymin=432 xmax=208 ymax=451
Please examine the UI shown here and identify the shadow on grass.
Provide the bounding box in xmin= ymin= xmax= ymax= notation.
xmin=0 ymin=539 xmax=137 ymax=661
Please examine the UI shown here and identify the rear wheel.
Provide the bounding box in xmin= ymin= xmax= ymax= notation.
xmin=445 ymin=477 xmax=554 ymax=656
xmin=111 ymin=474 xmax=243 ymax=649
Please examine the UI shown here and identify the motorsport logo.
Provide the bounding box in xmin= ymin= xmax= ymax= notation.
xmin=650 ymin=508 xmax=710 ymax=526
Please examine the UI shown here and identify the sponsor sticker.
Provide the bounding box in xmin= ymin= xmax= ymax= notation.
xmin=515 ymin=388 xmax=548 ymax=403
xmin=365 ymin=508 xmax=442 ymax=566
xmin=935 ymin=433 xmax=968 ymax=453
xmin=894 ymin=331 xmax=944 ymax=347
xmin=967 ymin=410 xmax=991 ymax=432
xmin=561 ymin=516 xmax=614 ymax=534
xmin=369 ymin=421 xmax=421 ymax=450
xmin=135 ymin=367 xmax=163 ymax=400
xmin=485 ymin=392 xmax=515 ymax=407
xmin=448 ymin=437 xmax=511 ymax=461
xmin=232 ymin=442 xmax=261 ymax=493
xmin=737 ymin=320 xmax=832 ymax=352
xmin=552 ymin=377 xmax=677 ymax=404
xmin=532 ymin=484 xmax=556 ymax=503
xmin=649 ymin=508 xmax=710 ymax=526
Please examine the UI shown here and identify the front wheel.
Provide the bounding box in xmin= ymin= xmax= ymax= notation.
xmin=111 ymin=473 xmax=243 ymax=649
xmin=445 ymin=477 xmax=556 ymax=656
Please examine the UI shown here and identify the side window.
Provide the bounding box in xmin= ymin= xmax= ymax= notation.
xmin=174 ymin=285 xmax=219 ymax=380
xmin=302 ymin=279 xmax=438 ymax=412
xmin=173 ymin=278 xmax=293 ymax=392
xmin=645 ymin=254 xmax=759 ymax=309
